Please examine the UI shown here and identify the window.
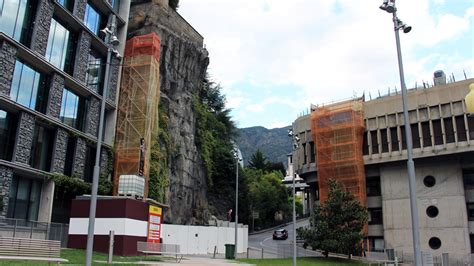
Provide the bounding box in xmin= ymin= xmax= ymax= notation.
xmin=411 ymin=124 xmax=420 ymax=148
xmin=463 ymin=169 xmax=474 ymax=189
xmin=456 ymin=116 xmax=467 ymax=142
xmin=84 ymin=3 xmax=105 ymax=36
xmin=370 ymin=131 xmax=378 ymax=154
xmin=368 ymin=208 xmax=383 ymax=225
xmin=390 ymin=127 xmax=399 ymax=151
xmin=10 ymin=60 xmax=49 ymax=113
xmin=45 ymin=18 xmax=76 ymax=74
xmin=468 ymin=118 xmax=474 ymax=140
xmin=309 ymin=141 xmax=316 ymax=163
xmin=423 ymin=175 xmax=436 ymax=187
xmin=421 ymin=122 xmax=432 ymax=146
xmin=57 ymin=0 xmax=74 ymax=12
xmin=83 ymin=145 xmax=96 ymax=182
xmin=0 ymin=110 xmax=18 ymax=161
xmin=302 ymin=143 xmax=307 ymax=164
xmin=443 ymin=118 xmax=455 ymax=143
xmin=468 ymin=204 xmax=474 ymax=221
xmin=366 ymin=176 xmax=381 ymax=196
xmin=30 ymin=124 xmax=54 ymax=171
xmin=363 ymin=132 xmax=369 ymax=155
xmin=7 ymin=176 xmax=42 ymax=221
xmin=380 ymin=129 xmax=388 ymax=153
xmin=63 ymin=136 xmax=76 ymax=176
xmin=0 ymin=0 xmax=36 ymax=45
xmin=85 ymin=50 xmax=105 ymax=94
xmin=110 ymin=0 xmax=120 ymax=11
xmin=432 ymin=120 xmax=443 ymax=145
xmin=428 ymin=237 xmax=441 ymax=250
xmin=400 ymin=126 xmax=407 ymax=150
xmin=60 ymin=88 xmax=86 ymax=130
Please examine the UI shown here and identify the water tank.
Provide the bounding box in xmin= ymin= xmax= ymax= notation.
xmin=433 ymin=70 xmax=446 ymax=86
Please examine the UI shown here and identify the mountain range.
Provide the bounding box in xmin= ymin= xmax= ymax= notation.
xmin=236 ymin=126 xmax=293 ymax=167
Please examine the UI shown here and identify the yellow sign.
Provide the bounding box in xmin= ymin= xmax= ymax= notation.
xmin=149 ymin=206 xmax=162 ymax=215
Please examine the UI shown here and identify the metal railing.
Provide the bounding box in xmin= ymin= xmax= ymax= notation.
xmin=0 ymin=217 xmax=69 ymax=247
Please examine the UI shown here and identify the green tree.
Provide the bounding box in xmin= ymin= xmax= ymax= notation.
xmin=247 ymin=149 xmax=268 ymax=170
xmin=169 ymin=0 xmax=179 ymax=10
xmin=301 ymin=179 xmax=368 ymax=257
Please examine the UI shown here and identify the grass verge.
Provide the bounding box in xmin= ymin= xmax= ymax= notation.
xmin=0 ymin=248 xmax=165 ymax=265
xmin=237 ymin=257 xmax=366 ymax=266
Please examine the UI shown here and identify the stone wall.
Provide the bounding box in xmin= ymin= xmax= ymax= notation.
xmin=128 ymin=2 xmax=209 ymax=224
xmin=51 ymin=128 xmax=69 ymax=174
xmin=73 ymin=31 xmax=92 ymax=84
xmin=30 ymin=0 xmax=54 ymax=56
xmin=13 ymin=112 xmax=36 ymax=165
xmin=107 ymin=57 xmax=120 ymax=102
xmin=86 ymin=97 xmax=100 ymax=137
xmin=73 ymin=0 xmax=87 ymax=21
xmin=0 ymin=41 xmax=18 ymax=96
xmin=46 ymin=74 xmax=65 ymax=119
xmin=72 ymin=138 xmax=87 ymax=178
xmin=128 ymin=2 xmax=204 ymax=46
xmin=0 ymin=166 xmax=13 ymax=217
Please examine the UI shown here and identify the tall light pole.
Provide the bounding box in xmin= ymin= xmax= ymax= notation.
xmin=85 ymin=15 xmax=121 ymax=266
xmin=288 ymin=128 xmax=300 ymax=266
xmin=232 ymin=148 xmax=242 ymax=259
xmin=379 ymin=1 xmax=421 ymax=265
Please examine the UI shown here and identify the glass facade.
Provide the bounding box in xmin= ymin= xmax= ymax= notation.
xmin=111 ymin=0 xmax=120 ymax=11
xmin=0 ymin=0 xmax=36 ymax=45
xmin=10 ymin=60 xmax=49 ymax=113
xmin=45 ymin=18 xmax=76 ymax=74
xmin=60 ymin=88 xmax=85 ymax=130
xmin=30 ymin=124 xmax=54 ymax=171
xmin=0 ymin=110 xmax=18 ymax=161
xmin=85 ymin=50 xmax=105 ymax=94
xmin=7 ymin=176 xmax=42 ymax=221
xmin=57 ymin=0 xmax=74 ymax=12
xmin=84 ymin=3 xmax=104 ymax=36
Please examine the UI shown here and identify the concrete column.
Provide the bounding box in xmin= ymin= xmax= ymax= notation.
xmin=73 ymin=31 xmax=92 ymax=84
xmin=30 ymin=0 xmax=54 ymax=56
xmin=12 ymin=112 xmax=36 ymax=165
xmin=85 ymin=97 xmax=100 ymax=137
xmin=73 ymin=0 xmax=87 ymax=21
xmin=0 ymin=41 xmax=18 ymax=96
xmin=37 ymin=178 xmax=55 ymax=223
xmin=0 ymin=166 xmax=13 ymax=218
xmin=51 ymin=128 xmax=69 ymax=174
xmin=72 ymin=137 xmax=87 ymax=178
xmin=46 ymin=73 xmax=65 ymax=119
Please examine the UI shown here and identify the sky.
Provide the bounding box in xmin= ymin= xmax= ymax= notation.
xmin=179 ymin=0 xmax=474 ymax=129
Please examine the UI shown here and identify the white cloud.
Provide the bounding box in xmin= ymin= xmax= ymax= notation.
xmin=179 ymin=0 xmax=473 ymax=127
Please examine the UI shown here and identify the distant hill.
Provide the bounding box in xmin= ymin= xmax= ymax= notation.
xmin=237 ymin=126 xmax=292 ymax=166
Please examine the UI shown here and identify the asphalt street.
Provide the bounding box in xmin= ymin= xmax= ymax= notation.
xmin=247 ymin=218 xmax=322 ymax=259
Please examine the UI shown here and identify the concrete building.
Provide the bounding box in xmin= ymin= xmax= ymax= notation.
xmin=0 ymin=0 xmax=131 ymax=224
xmin=291 ymin=76 xmax=474 ymax=261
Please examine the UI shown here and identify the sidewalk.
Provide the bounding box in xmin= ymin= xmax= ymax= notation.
xmin=97 ymin=255 xmax=255 ymax=266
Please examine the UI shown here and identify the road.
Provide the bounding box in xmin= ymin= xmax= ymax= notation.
xmin=247 ymin=218 xmax=321 ymax=259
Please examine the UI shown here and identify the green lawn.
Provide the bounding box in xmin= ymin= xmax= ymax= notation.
xmin=0 ymin=248 xmax=165 ymax=265
xmin=238 ymin=257 xmax=366 ymax=266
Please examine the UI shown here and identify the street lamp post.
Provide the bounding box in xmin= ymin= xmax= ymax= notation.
xmin=288 ymin=128 xmax=300 ymax=266
xmin=232 ymin=148 xmax=242 ymax=259
xmin=379 ymin=1 xmax=421 ymax=265
xmin=85 ymin=15 xmax=121 ymax=266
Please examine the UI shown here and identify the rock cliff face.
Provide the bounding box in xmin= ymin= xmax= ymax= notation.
xmin=128 ymin=1 xmax=210 ymax=224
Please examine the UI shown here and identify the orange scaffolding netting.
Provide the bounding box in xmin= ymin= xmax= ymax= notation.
xmin=113 ymin=33 xmax=161 ymax=197
xmin=310 ymin=98 xmax=366 ymax=205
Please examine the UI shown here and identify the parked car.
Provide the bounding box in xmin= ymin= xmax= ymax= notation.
xmin=273 ymin=229 xmax=288 ymax=240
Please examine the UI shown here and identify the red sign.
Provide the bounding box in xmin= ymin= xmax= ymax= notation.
xmin=147 ymin=206 xmax=162 ymax=243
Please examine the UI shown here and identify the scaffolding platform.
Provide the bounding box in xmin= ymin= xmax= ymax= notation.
xmin=113 ymin=33 xmax=161 ymax=197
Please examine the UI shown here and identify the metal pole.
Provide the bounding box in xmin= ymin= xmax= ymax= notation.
xmin=234 ymin=158 xmax=239 ymax=259
xmin=392 ymin=10 xmax=422 ymax=266
xmin=292 ymin=173 xmax=296 ymax=266
xmin=85 ymin=15 xmax=116 ymax=266
xmin=108 ymin=230 xmax=115 ymax=264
